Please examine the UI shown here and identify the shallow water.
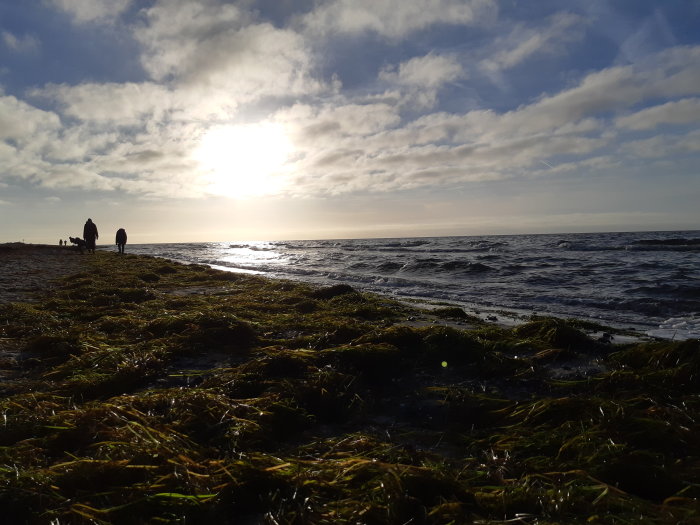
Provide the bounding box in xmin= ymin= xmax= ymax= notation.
xmin=123 ymin=231 xmax=700 ymax=340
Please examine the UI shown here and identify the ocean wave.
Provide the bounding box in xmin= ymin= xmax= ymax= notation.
xmin=227 ymin=244 xmax=275 ymax=252
xmin=401 ymin=259 xmax=441 ymax=272
xmin=554 ymin=240 xmax=621 ymax=251
xmin=377 ymin=261 xmax=405 ymax=271
xmin=502 ymin=264 xmax=528 ymax=273
xmin=634 ymin=238 xmax=700 ymax=246
xmin=277 ymin=241 xmax=330 ymax=250
xmin=336 ymin=243 xmax=499 ymax=255
xmin=648 ymin=316 xmax=700 ymax=340
xmin=524 ymin=274 xmax=572 ymax=286
xmin=379 ymin=239 xmax=432 ymax=248
xmin=637 ymin=261 xmax=668 ymax=269
xmin=629 ymin=284 xmax=700 ymax=299
xmin=440 ymin=261 xmax=494 ymax=272
xmin=125 ymin=230 xmax=700 ymax=339
xmin=322 ymin=271 xmax=415 ymax=288
xmin=349 ymin=262 xmax=372 ymax=270
xmin=465 ymin=241 xmax=509 ymax=251
xmin=625 ymin=244 xmax=700 ymax=252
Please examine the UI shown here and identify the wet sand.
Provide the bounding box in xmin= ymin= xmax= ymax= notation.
xmin=0 ymin=243 xmax=87 ymax=304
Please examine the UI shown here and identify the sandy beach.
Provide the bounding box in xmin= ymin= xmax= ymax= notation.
xmin=0 ymin=243 xmax=87 ymax=304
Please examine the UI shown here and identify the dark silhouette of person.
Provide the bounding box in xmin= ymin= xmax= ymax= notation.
xmin=83 ymin=218 xmax=99 ymax=254
xmin=116 ymin=228 xmax=127 ymax=254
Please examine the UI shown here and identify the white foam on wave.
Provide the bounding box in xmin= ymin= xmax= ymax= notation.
xmin=646 ymin=316 xmax=700 ymax=340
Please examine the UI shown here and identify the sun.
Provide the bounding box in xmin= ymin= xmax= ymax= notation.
xmin=194 ymin=123 xmax=293 ymax=198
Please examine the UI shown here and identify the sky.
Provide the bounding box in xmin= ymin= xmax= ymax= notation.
xmin=1 ymin=0 xmax=699 ymax=243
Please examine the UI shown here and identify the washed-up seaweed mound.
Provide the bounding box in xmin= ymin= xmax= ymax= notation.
xmin=0 ymin=251 xmax=698 ymax=524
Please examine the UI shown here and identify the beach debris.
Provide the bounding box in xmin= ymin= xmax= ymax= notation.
xmin=0 ymin=251 xmax=697 ymax=524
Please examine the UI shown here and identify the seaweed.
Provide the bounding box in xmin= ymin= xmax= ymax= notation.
xmin=514 ymin=317 xmax=597 ymax=351
xmin=0 ymin=250 xmax=698 ymax=524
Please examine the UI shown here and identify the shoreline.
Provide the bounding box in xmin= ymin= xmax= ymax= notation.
xmin=101 ymin=245 xmax=671 ymax=341
xmin=0 ymin=247 xmax=698 ymax=523
xmin=0 ymin=242 xmax=655 ymax=361
xmin=105 ymin=233 xmax=700 ymax=341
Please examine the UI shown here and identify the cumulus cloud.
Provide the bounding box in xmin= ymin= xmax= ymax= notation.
xmin=32 ymin=82 xmax=174 ymax=124
xmin=0 ymin=90 xmax=204 ymax=197
xmin=46 ymin=0 xmax=132 ymax=23
xmin=134 ymin=0 xmax=326 ymax=104
xmin=300 ymin=0 xmax=497 ymax=39
xmin=134 ymin=0 xmax=247 ymax=81
xmin=0 ymin=95 xmax=60 ymax=145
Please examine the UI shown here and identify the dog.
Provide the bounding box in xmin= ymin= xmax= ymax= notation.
xmin=69 ymin=236 xmax=87 ymax=254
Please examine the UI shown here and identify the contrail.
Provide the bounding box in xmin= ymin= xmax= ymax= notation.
xmin=540 ymin=160 xmax=555 ymax=169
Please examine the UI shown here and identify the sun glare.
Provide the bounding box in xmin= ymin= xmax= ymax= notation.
xmin=194 ymin=123 xmax=293 ymax=198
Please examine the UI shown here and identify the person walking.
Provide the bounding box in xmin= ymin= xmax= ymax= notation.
xmin=116 ymin=228 xmax=127 ymax=254
xmin=83 ymin=218 xmax=99 ymax=254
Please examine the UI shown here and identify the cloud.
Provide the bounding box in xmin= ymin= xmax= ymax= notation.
xmin=134 ymin=0 xmax=247 ymax=81
xmin=274 ymin=45 xmax=700 ymax=197
xmin=32 ymin=82 xmax=174 ymax=124
xmin=615 ymin=98 xmax=700 ymax=130
xmin=300 ymin=0 xmax=497 ymax=39
xmin=379 ymin=53 xmax=464 ymax=108
xmin=1 ymin=31 xmax=40 ymax=54
xmin=36 ymin=166 xmax=118 ymax=191
xmin=4 ymin=0 xmax=700 ymax=206
xmin=134 ymin=0 xmax=326 ymax=104
xmin=0 ymin=95 xmax=60 ymax=145
xmin=46 ymin=0 xmax=132 ymax=23
xmin=476 ymin=45 xmax=700 ymax=141
xmin=41 ymin=127 xmax=120 ymax=163
xmin=380 ymin=54 xmax=463 ymax=89
xmin=619 ymin=129 xmax=700 ymax=158
xmin=480 ymin=13 xmax=586 ymax=72
xmin=0 ymin=89 xmax=203 ymax=197
xmin=288 ymin=102 xmax=401 ymax=141
xmin=616 ymin=9 xmax=678 ymax=64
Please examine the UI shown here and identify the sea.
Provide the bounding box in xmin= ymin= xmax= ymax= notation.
xmin=123 ymin=230 xmax=700 ymax=341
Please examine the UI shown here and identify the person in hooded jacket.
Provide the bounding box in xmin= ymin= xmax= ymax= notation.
xmin=116 ymin=228 xmax=127 ymax=254
xmin=83 ymin=218 xmax=99 ymax=254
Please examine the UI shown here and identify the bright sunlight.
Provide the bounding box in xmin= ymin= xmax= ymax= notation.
xmin=194 ymin=123 xmax=293 ymax=198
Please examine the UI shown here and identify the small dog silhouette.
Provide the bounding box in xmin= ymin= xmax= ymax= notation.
xmin=69 ymin=236 xmax=87 ymax=253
